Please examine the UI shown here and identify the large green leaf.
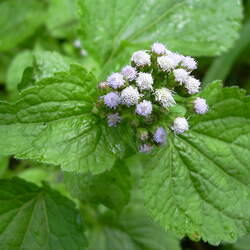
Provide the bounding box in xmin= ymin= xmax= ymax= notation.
xmin=222 ymin=235 xmax=250 ymax=250
xmin=88 ymin=208 xmax=180 ymax=250
xmin=79 ymin=0 xmax=242 ymax=76
xmin=46 ymin=0 xmax=78 ymax=38
xmin=65 ymin=159 xmax=132 ymax=212
xmin=142 ymin=82 xmax=250 ymax=245
xmin=0 ymin=64 xmax=124 ymax=174
xmin=0 ymin=0 xmax=46 ymax=51
xmin=0 ymin=178 xmax=87 ymax=250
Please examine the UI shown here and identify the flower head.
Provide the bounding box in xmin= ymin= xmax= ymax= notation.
xmin=151 ymin=42 xmax=166 ymax=55
xmin=98 ymin=82 xmax=108 ymax=89
xmin=157 ymin=56 xmax=178 ymax=72
xmin=153 ymin=127 xmax=167 ymax=144
xmin=121 ymin=86 xmax=140 ymax=107
xmin=139 ymin=144 xmax=153 ymax=153
xmin=136 ymin=72 xmax=154 ymax=91
xmin=107 ymin=73 xmax=125 ymax=89
xmin=73 ymin=39 xmax=81 ymax=48
xmin=168 ymin=53 xmax=184 ymax=66
xmin=181 ymin=56 xmax=197 ymax=71
xmin=185 ymin=76 xmax=201 ymax=94
xmin=121 ymin=65 xmax=137 ymax=81
xmin=154 ymin=88 xmax=176 ymax=108
xmin=104 ymin=92 xmax=120 ymax=109
xmin=172 ymin=117 xmax=189 ymax=134
xmin=193 ymin=97 xmax=208 ymax=114
xmin=173 ymin=69 xmax=190 ymax=84
xmin=131 ymin=51 xmax=151 ymax=67
xmin=107 ymin=113 xmax=121 ymax=127
xmin=136 ymin=100 xmax=153 ymax=117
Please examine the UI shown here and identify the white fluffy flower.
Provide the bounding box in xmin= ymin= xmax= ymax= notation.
xmin=154 ymin=88 xmax=176 ymax=108
xmin=136 ymin=100 xmax=153 ymax=117
xmin=172 ymin=117 xmax=189 ymax=134
xmin=157 ymin=56 xmax=177 ymax=72
xmin=181 ymin=56 xmax=197 ymax=71
xmin=168 ymin=53 xmax=184 ymax=66
xmin=131 ymin=51 xmax=151 ymax=67
xmin=121 ymin=86 xmax=140 ymax=107
xmin=136 ymin=72 xmax=154 ymax=91
xmin=151 ymin=42 xmax=166 ymax=55
xmin=193 ymin=97 xmax=209 ymax=114
xmin=185 ymin=76 xmax=201 ymax=94
xmin=107 ymin=73 xmax=125 ymax=89
xmin=121 ymin=65 xmax=137 ymax=81
xmin=173 ymin=69 xmax=190 ymax=84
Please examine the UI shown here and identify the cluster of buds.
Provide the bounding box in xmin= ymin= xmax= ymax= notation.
xmin=96 ymin=42 xmax=209 ymax=153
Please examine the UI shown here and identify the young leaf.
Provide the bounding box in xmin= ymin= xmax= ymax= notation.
xmin=0 ymin=64 xmax=125 ymax=174
xmin=64 ymin=159 xmax=132 ymax=212
xmin=0 ymin=178 xmax=87 ymax=250
xmin=0 ymin=0 xmax=46 ymax=51
xmin=6 ymin=50 xmax=33 ymax=92
xmin=142 ymin=81 xmax=250 ymax=245
xmin=79 ymin=0 xmax=242 ymax=76
xmin=88 ymin=208 xmax=181 ymax=250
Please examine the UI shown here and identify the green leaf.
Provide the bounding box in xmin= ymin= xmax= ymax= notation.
xmin=0 ymin=64 xmax=125 ymax=174
xmin=33 ymin=50 xmax=72 ymax=81
xmin=79 ymin=0 xmax=243 ymax=76
xmin=64 ymin=159 xmax=132 ymax=212
xmin=223 ymin=235 xmax=250 ymax=250
xmin=6 ymin=50 xmax=33 ymax=92
xmin=46 ymin=0 xmax=78 ymax=38
xmin=142 ymin=81 xmax=250 ymax=245
xmin=0 ymin=178 xmax=87 ymax=250
xmin=204 ymin=20 xmax=250 ymax=85
xmin=0 ymin=0 xmax=46 ymax=51
xmin=88 ymin=208 xmax=180 ymax=250
xmin=0 ymin=156 xmax=8 ymax=177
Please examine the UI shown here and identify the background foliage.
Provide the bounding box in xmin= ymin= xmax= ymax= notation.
xmin=0 ymin=0 xmax=250 ymax=249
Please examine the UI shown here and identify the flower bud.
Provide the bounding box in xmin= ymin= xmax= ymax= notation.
xmin=172 ymin=117 xmax=189 ymax=134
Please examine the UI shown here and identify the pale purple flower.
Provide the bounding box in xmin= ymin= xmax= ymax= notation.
xmin=121 ymin=65 xmax=137 ymax=81
xmin=151 ymin=42 xmax=166 ymax=55
xmin=135 ymin=100 xmax=153 ymax=117
xmin=98 ymin=81 xmax=108 ymax=89
xmin=157 ymin=56 xmax=178 ymax=72
xmin=194 ymin=98 xmax=209 ymax=114
xmin=139 ymin=144 xmax=153 ymax=153
xmin=136 ymin=72 xmax=154 ymax=91
xmin=172 ymin=117 xmax=189 ymax=134
xmin=107 ymin=73 xmax=125 ymax=89
xmin=131 ymin=51 xmax=151 ymax=67
xmin=73 ymin=39 xmax=81 ymax=48
xmin=107 ymin=113 xmax=121 ymax=127
xmin=121 ymin=86 xmax=140 ymax=106
xmin=80 ymin=49 xmax=88 ymax=56
xmin=185 ymin=76 xmax=201 ymax=94
xmin=181 ymin=56 xmax=197 ymax=71
xmin=153 ymin=127 xmax=167 ymax=144
xmin=104 ymin=92 xmax=120 ymax=109
xmin=154 ymin=88 xmax=176 ymax=108
xmin=173 ymin=69 xmax=190 ymax=84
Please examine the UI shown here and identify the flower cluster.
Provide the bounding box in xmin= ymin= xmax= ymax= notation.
xmin=96 ymin=42 xmax=209 ymax=153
